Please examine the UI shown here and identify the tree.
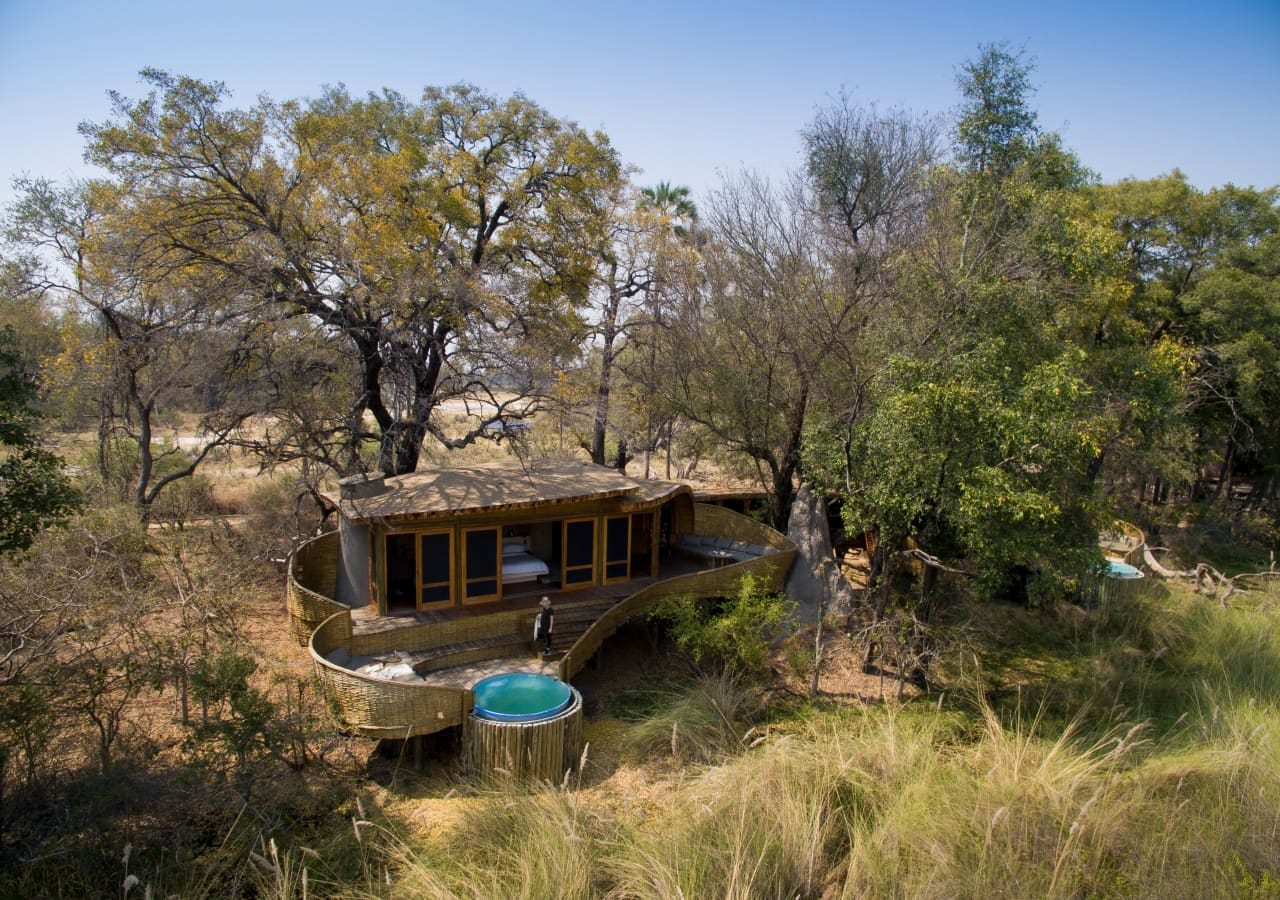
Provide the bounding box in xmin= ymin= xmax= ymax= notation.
xmin=0 ymin=327 xmax=79 ymax=553
xmin=800 ymin=48 xmax=1191 ymax=689
xmin=662 ymin=94 xmax=937 ymax=526
xmin=626 ymin=182 xmax=699 ymax=478
xmin=640 ymin=181 xmax=698 ymax=237
xmin=1093 ymin=175 xmax=1280 ymax=507
xmin=582 ymin=189 xmax=662 ymax=468
xmin=82 ymin=72 xmax=624 ymax=476
xmin=5 ymin=178 xmax=273 ymax=520
xmin=660 ymin=174 xmax=838 ymax=527
xmin=954 ymin=42 xmax=1039 ymax=179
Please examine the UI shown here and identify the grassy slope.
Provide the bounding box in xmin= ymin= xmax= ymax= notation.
xmin=328 ymin=580 xmax=1280 ymax=900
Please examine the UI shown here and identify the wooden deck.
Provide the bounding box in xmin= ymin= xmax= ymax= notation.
xmin=348 ymin=557 xmax=705 ymax=636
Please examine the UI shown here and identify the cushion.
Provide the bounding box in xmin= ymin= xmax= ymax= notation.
xmin=326 ymin=647 xmax=351 ymax=667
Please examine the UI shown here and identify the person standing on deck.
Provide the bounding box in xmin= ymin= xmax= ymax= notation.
xmin=535 ymin=596 xmax=555 ymax=656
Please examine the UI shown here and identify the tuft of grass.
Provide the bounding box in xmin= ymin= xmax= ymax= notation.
xmin=381 ymin=784 xmax=611 ymax=899
xmin=621 ymin=674 xmax=760 ymax=765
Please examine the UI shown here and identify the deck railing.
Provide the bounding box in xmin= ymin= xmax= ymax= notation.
xmin=558 ymin=504 xmax=796 ymax=679
xmin=309 ymin=609 xmax=472 ymax=739
xmin=290 ymin=502 xmax=795 ymax=738
xmin=1099 ymin=519 xmax=1147 ymax=567
xmin=286 ymin=531 xmax=347 ymax=645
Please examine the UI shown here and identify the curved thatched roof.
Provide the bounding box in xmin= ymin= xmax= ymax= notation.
xmin=326 ymin=460 xmax=690 ymax=524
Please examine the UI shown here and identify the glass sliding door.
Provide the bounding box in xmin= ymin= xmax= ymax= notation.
xmin=603 ymin=515 xmax=630 ymax=584
xmin=561 ymin=517 xmax=596 ymax=590
xmin=385 ymin=529 xmax=454 ymax=612
xmin=463 ymin=526 xmax=501 ymax=603
xmin=417 ymin=530 xmax=453 ymax=608
xmin=385 ymin=533 xmax=417 ymax=611
xmin=630 ymin=511 xmax=655 ymax=577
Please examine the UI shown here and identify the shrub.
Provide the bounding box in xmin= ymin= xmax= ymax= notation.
xmin=650 ymin=573 xmax=796 ymax=678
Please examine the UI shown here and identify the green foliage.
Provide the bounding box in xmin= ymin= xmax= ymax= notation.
xmin=187 ymin=651 xmax=278 ymax=786
xmin=76 ymin=72 xmax=625 ymax=476
xmin=0 ymin=679 xmax=55 ymax=788
xmin=0 ymin=328 xmax=80 ymax=553
xmin=1092 ymin=174 xmax=1280 ymax=503
xmin=650 ymin=573 xmax=795 ymax=678
xmin=819 ymin=344 xmax=1108 ymax=594
xmin=955 ymin=42 xmax=1039 ymax=178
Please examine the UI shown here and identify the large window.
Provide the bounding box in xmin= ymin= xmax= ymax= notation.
xmin=562 ymin=517 xmax=596 ymax=590
xmin=603 ymin=515 xmax=630 ymax=583
xmin=463 ymin=526 xmax=501 ymax=603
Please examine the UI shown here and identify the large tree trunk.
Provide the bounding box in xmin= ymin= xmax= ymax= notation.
xmin=379 ymin=420 xmax=428 ymax=476
xmin=590 ymin=343 xmax=613 ymax=467
xmin=590 ymin=270 xmax=622 ymax=468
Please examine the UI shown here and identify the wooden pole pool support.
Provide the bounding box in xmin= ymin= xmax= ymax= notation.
xmin=464 ymin=686 xmax=584 ymax=783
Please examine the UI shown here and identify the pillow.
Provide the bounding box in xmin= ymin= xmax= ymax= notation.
xmin=503 ymin=537 xmax=527 ymax=556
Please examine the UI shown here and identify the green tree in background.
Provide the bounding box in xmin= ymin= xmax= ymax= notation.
xmin=0 ymin=328 xmax=79 ymax=554
xmin=954 ymin=42 xmax=1039 ymax=179
xmin=1094 ymin=175 xmax=1280 ymax=508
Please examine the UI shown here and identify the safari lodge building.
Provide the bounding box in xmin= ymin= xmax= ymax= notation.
xmin=287 ymin=460 xmax=795 ymax=741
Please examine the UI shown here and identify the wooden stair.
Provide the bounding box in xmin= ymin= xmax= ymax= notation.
xmin=546 ymin=600 xmax=617 ymax=651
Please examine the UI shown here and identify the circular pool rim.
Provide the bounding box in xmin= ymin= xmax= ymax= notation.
xmin=471 ymin=672 xmax=575 ymax=723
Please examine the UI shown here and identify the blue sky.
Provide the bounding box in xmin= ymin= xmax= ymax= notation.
xmin=1 ymin=0 xmax=1277 ymax=207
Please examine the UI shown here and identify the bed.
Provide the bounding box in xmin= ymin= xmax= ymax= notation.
xmin=501 ymin=537 xmax=550 ymax=585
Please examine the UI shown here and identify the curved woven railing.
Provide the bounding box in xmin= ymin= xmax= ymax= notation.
xmin=291 ymin=504 xmax=795 ymax=738
xmin=287 ymin=531 xmax=347 ymax=646
xmin=558 ymin=504 xmax=797 ymax=679
xmin=1099 ymin=519 xmax=1147 ymax=567
xmin=309 ymin=609 xmax=473 ymax=739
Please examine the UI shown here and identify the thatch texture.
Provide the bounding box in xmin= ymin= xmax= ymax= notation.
xmin=328 ymin=459 xmax=688 ymax=524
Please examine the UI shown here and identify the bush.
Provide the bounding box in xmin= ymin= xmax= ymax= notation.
xmin=650 ymin=573 xmax=796 ymax=678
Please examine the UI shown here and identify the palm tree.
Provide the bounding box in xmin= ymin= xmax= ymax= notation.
xmin=639 ymin=181 xmax=697 ymax=237
xmin=635 ymin=182 xmax=697 ymax=478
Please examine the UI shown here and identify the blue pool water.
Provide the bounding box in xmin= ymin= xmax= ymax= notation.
xmin=1105 ymin=559 xmax=1143 ymax=579
xmin=472 ymin=673 xmax=573 ymax=722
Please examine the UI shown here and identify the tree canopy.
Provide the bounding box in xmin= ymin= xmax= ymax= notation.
xmin=78 ymin=72 xmax=624 ymax=476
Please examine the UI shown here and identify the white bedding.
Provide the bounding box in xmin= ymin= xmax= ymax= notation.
xmin=502 ymin=550 xmax=550 ymax=584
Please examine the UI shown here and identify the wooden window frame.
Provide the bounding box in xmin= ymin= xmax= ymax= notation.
xmin=603 ymin=514 xmax=631 ymax=585
xmin=462 ymin=525 xmax=502 ymax=605
xmin=415 ymin=528 xmax=454 ymax=610
xmin=561 ymin=516 xmax=597 ymax=591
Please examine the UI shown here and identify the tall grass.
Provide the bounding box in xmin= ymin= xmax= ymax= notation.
xmin=622 ymin=674 xmax=758 ymax=765
xmin=372 ymin=583 xmax=1280 ymax=899
xmin=383 ymin=786 xmax=610 ymax=899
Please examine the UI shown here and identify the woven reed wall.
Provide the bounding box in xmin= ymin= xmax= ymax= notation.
xmin=688 ymin=502 xmax=793 ymax=550
xmin=1099 ymin=520 xmax=1147 ymax=567
xmin=309 ymin=611 xmax=471 ymax=739
xmin=287 ymin=532 xmax=347 ymax=645
xmin=350 ymin=608 xmax=528 ymax=657
xmin=559 ymin=504 xmax=797 ymax=679
xmin=465 ymin=690 xmax=584 ymax=782
xmin=1081 ymin=572 xmax=1147 ymax=610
